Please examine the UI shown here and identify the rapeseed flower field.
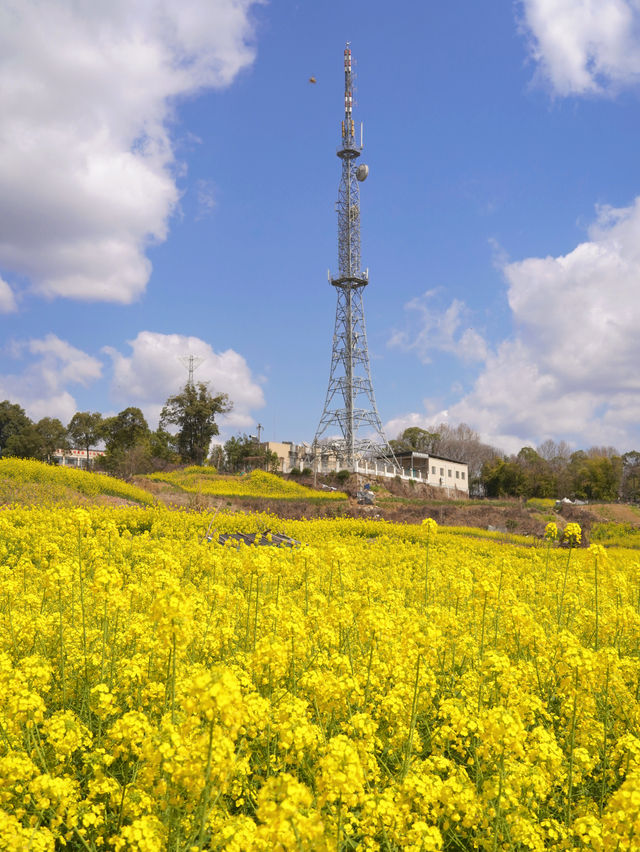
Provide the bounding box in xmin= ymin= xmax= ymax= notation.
xmin=0 ymin=504 xmax=639 ymax=849
xmin=0 ymin=459 xmax=154 ymax=506
xmin=147 ymin=468 xmax=347 ymax=502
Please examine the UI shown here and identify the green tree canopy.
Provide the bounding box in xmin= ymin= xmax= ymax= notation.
xmin=103 ymin=407 xmax=150 ymax=454
xmin=67 ymin=411 xmax=104 ymax=468
xmin=35 ymin=417 xmax=69 ymax=463
xmin=390 ymin=427 xmax=441 ymax=455
xmin=0 ymin=400 xmax=32 ymax=456
xmin=480 ymin=457 xmax=525 ymax=498
xmin=621 ymin=451 xmax=640 ymax=502
xmin=3 ymin=424 xmax=44 ymax=460
xmin=160 ymin=383 xmax=232 ymax=466
xmin=223 ymin=434 xmax=278 ymax=473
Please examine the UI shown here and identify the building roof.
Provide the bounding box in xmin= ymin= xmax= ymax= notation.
xmin=391 ymin=450 xmax=468 ymax=466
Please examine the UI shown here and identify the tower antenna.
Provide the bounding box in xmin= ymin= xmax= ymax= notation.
xmin=313 ymin=45 xmax=398 ymax=471
xmin=179 ymin=355 xmax=205 ymax=388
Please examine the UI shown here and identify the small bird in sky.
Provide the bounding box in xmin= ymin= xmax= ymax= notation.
xmin=309 ymin=76 xmax=317 ymax=84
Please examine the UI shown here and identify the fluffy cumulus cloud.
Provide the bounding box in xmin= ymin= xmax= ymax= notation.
xmin=0 ymin=0 xmax=259 ymax=303
xmin=0 ymin=334 xmax=102 ymax=423
xmin=104 ymin=331 xmax=265 ymax=432
xmin=388 ymin=199 xmax=640 ymax=453
xmin=389 ymin=292 xmax=487 ymax=365
xmin=521 ymin=0 xmax=640 ymax=95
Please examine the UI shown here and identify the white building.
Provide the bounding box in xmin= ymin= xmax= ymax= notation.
xmin=261 ymin=441 xmax=469 ymax=494
xmin=53 ymin=448 xmax=105 ymax=469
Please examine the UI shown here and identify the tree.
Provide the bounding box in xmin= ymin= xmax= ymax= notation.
xmin=3 ymin=424 xmax=44 ymax=460
xmin=516 ymin=446 xmax=556 ymax=498
xmin=569 ymin=451 xmax=622 ymax=501
xmin=67 ymin=411 xmax=104 ymax=469
xmin=223 ymin=434 xmax=278 ymax=473
xmin=103 ymin=407 xmax=150 ymax=454
xmin=621 ymin=451 xmax=640 ymax=502
xmin=160 ymin=382 xmax=232 ymax=466
xmin=0 ymin=400 xmax=32 ymax=456
xmin=390 ymin=427 xmax=441 ymax=455
xmin=149 ymin=427 xmax=179 ymax=465
xmin=35 ymin=417 xmax=69 ymax=463
xmin=480 ymin=457 xmax=524 ymax=497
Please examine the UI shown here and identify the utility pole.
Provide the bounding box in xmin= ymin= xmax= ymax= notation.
xmin=314 ymin=44 xmax=398 ymax=472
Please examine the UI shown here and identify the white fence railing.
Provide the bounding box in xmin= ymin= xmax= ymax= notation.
xmin=311 ymin=458 xmax=468 ymax=494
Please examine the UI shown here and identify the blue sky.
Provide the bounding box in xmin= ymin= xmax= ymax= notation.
xmin=3 ymin=0 xmax=640 ymax=453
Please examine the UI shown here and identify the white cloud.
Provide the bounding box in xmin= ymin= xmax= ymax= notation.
xmin=104 ymin=330 xmax=265 ymax=432
xmin=0 ymin=334 xmax=102 ymax=423
xmin=390 ymin=197 xmax=640 ymax=453
xmin=0 ymin=0 xmax=260 ymax=303
xmin=389 ymin=292 xmax=488 ymax=364
xmin=520 ymin=0 xmax=640 ymax=95
xmin=0 ymin=277 xmax=17 ymax=313
xmin=196 ymin=179 xmax=217 ymax=219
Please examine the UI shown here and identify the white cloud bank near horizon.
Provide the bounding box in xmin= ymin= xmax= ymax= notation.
xmin=105 ymin=331 xmax=265 ymax=432
xmin=521 ymin=0 xmax=640 ymax=95
xmin=0 ymin=334 xmax=103 ymax=424
xmin=387 ymin=199 xmax=640 ymax=454
xmin=0 ymin=0 xmax=260 ymax=304
xmin=2 ymin=331 xmax=265 ymax=438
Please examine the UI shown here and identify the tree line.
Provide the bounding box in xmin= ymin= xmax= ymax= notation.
xmin=0 ymin=382 xmax=232 ymax=477
xmin=391 ymin=426 xmax=640 ymax=502
xmin=4 ymin=389 xmax=639 ymax=501
xmin=0 ymin=383 xmax=283 ymax=478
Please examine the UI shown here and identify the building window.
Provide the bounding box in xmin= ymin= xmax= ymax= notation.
xmin=431 ymin=466 xmax=436 ymax=474
xmin=456 ymin=470 xmax=460 ymax=479
xmin=440 ymin=468 xmax=444 ymax=476
xmin=448 ymin=469 xmax=452 ymax=477
xmin=461 ymin=471 xmax=465 ymax=480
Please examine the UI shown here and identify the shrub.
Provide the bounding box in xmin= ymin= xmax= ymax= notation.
xmin=336 ymin=469 xmax=351 ymax=483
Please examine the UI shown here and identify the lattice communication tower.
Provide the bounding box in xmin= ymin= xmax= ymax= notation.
xmin=179 ymin=355 xmax=205 ymax=388
xmin=313 ymin=45 xmax=398 ymax=471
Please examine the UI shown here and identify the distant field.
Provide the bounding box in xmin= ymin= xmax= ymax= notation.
xmin=146 ymin=467 xmax=348 ymax=502
xmin=0 ymin=457 xmax=154 ymax=506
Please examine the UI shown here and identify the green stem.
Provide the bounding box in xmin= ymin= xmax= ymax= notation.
xmin=557 ymin=544 xmax=574 ymax=629
xmin=170 ymin=631 xmax=177 ymax=725
xmin=58 ymin=582 xmax=66 ymax=709
xmin=424 ymin=540 xmax=430 ymax=611
xmin=77 ymin=532 xmax=88 ymax=682
xmin=594 ymin=553 xmax=600 ymax=652
xmin=197 ymin=717 xmax=216 ymax=847
xmin=565 ymin=669 xmax=579 ymax=827
xmin=401 ymin=655 xmax=421 ymax=780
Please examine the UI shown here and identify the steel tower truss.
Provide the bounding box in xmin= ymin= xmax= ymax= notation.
xmin=314 ymin=45 xmax=398 ymax=471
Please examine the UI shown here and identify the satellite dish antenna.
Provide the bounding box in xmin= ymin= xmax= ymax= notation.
xmin=356 ymin=164 xmax=369 ymax=182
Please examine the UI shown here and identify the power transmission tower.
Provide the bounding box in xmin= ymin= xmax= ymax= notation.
xmin=314 ymin=44 xmax=398 ymax=471
xmin=179 ymin=355 xmax=205 ymax=388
